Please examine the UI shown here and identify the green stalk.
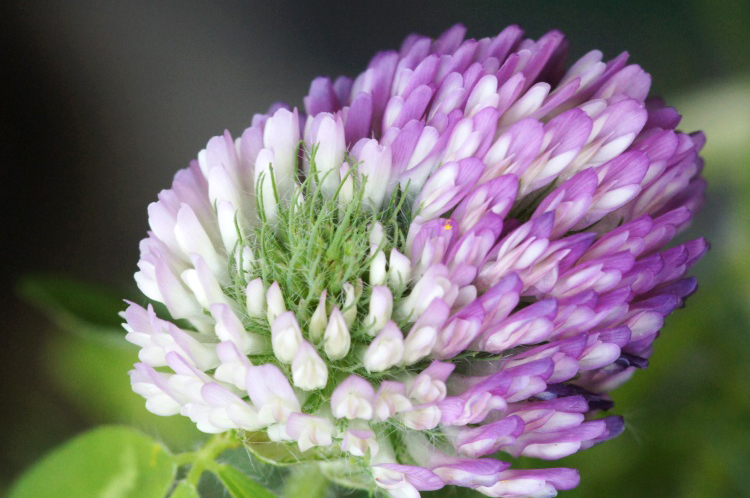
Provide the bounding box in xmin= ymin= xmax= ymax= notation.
xmin=176 ymin=431 xmax=241 ymax=487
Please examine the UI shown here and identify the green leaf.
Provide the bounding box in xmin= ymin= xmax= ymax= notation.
xmin=214 ymin=464 xmax=277 ymax=498
xmin=8 ymin=426 xmax=176 ymax=498
xmin=170 ymin=481 xmax=200 ymax=498
xmin=43 ymin=331 xmax=204 ymax=450
xmin=17 ymin=274 xmax=126 ymax=338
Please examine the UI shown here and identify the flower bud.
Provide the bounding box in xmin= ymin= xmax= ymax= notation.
xmin=211 ymin=303 xmax=263 ymax=354
xmin=341 ymin=428 xmax=379 ymax=457
xmin=271 ymin=312 xmax=302 ymax=363
xmin=364 ymin=286 xmax=393 ymax=335
xmin=331 ymin=375 xmax=375 ymax=420
xmin=308 ymin=290 xmax=328 ymax=342
xmin=408 ymin=362 xmax=454 ymax=404
xmin=234 ymin=244 xmax=255 ymax=275
xmin=401 ymin=405 xmax=442 ymax=430
xmin=374 ymin=381 xmax=412 ymax=421
xmin=304 ymin=113 xmax=345 ymax=196
xmin=352 ymin=138 xmax=392 ymax=209
xmin=369 ymin=248 xmax=387 ymax=286
xmin=245 ymin=363 xmax=300 ymax=425
xmin=286 ymin=413 xmax=335 ymax=452
xmin=214 ymin=341 xmax=252 ymax=390
xmin=266 ymin=282 xmax=286 ymax=324
xmin=182 ymin=256 xmax=231 ymax=310
xmin=324 ymin=307 xmax=351 ymax=360
xmin=388 ymin=249 xmax=411 ymax=290
xmin=254 ymin=148 xmax=279 ymax=223
xmin=291 ymin=340 xmax=328 ymax=391
xmin=399 ymin=265 xmax=458 ymax=320
xmin=342 ymin=282 xmax=358 ymax=327
xmin=402 ymin=326 xmax=437 ymax=365
xmin=217 ymin=201 xmax=240 ymax=254
xmin=262 ymin=107 xmax=300 ymax=201
xmin=245 ymin=278 xmax=266 ymax=318
xmin=364 ymin=322 xmax=404 ymax=372
xmin=369 ymin=221 xmax=386 ymax=246
xmin=338 ymin=162 xmax=354 ymax=206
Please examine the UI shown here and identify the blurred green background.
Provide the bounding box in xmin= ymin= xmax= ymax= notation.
xmin=1 ymin=0 xmax=748 ymax=496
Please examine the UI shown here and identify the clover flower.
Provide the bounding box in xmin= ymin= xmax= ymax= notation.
xmin=125 ymin=24 xmax=707 ymax=497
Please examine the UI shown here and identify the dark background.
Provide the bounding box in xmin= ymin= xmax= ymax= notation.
xmin=2 ymin=1 xmax=749 ymax=496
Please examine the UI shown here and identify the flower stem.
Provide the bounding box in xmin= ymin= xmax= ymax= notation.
xmin=282 ymin=464 xmax=330 ymax=498
xmin=177 ymin=431 xmax=241 ymax=487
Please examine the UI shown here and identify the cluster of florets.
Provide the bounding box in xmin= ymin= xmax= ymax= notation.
xmin=125 ymin=24 xmax=706 ymax=497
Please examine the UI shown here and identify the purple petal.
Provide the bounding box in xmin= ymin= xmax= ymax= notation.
xmin=304 ymin=77 xmax=340 ymax=116
xmin=431 ymin=457 xmax=509 ymax=487
xmin=344 ymin=93 xmax=373 ymax=145
xmin=374 ymin=464 xmax=445 ymax=491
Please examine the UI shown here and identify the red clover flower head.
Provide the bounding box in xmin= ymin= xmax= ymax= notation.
xmin=125 ymin=24 xmax=707 ymax=497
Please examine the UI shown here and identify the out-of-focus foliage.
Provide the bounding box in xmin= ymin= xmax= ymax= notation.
xmin=17 ymin=275 xmax=206 ymax=452
xmin=213 ymin=464 xmax=278 ymax=498
xmin=8 ymin=426 xmax=176 ymax=498
xmin=170 ymin=481 xmax=201 ymax=498
xmin=18 ymin=275 xmax=125 ymax=336
xmin=43 ymin=330 xmax=205 ymax=450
